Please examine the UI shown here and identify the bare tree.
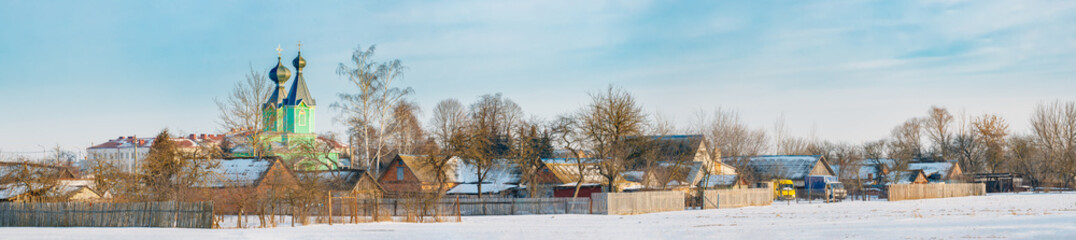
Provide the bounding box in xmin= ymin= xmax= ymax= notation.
xmin=690 ymin=108 xmax=768 ymax=183
xmin=0 ymin=157 xmax=63 ymax=202
xmin=862 ymin=140 xmax=888 ymax=184
xmin=450 ymin=93 xmax=522 ymax=198
xmin=925 ymin=106 xmax=955 ymax=160
xmin=137 ymin=129 xmax=220 ymax=202
xmin=1029 ymin=101 xmax=1076 ymax=188
xmin=550 ymin=114 xmax=592 ymax=198
xmin=216 ymin=66 xmax=271 ymax=158
xmin=387 ymin=101 xmax=427 ymax=155
xmin=973 ymin=114 xmax=1009 ymax=173
xmin=578 ymin=86 xmax=647 ymax=192
xmin=1008 ymin=134 xmax=1047 ymax=191
xmin=886 ymin=118 xmax=922 ymax=182
xmin=514 ymin=119 xmax=553 ymax=197
xmin=334 ymin=45 xmax=414 ymax=176
xmin=431 ymin=99 xmax=467 ymax=148
xmin=953 ymin=112 xmax=986 ymax=173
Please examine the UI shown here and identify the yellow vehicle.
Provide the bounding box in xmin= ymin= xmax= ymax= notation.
xmin=773 ymin=179 xmax=796 ymax=200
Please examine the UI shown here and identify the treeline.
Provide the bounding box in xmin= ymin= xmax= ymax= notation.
xmin=320 ymin=45 xmax=1076 ymax=192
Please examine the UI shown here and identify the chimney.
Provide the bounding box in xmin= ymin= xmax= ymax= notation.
xmin=200 ymin=134 xmax=207 ymax=139
xmin=188 ymin=134 xmax=196 ymax=140
xmin=118 ymin=136 xmax=124 ymax=140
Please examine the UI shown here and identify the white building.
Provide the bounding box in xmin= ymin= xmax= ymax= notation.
xmin=86 ymin=134 xmax=222 ymax=172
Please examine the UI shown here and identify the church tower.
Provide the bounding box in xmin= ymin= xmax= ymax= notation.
xmin=282 ymin=45 xmax=316 ymax=136
xmin=263 ymin=45 xmax=290 ymax=133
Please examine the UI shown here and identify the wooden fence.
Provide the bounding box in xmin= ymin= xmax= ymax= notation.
xmin=592 ymin=191 xmax=684 ymax=215
xmin=0 ymin=201 xmax=213 ymax=228
xmin=888 ymin=183 xmax=986 ymax=201
xmin=700 ymin=189 xmax=772 ymax=209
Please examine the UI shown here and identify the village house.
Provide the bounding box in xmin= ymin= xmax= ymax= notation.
xmin=377 ymin=154 xmax=459 ymax=197
xmin=734 ymin=155 xmax=837 ymax=188
xmin=297 ymin=169 xmax=383 ymax=199
xmin=629 ymin=135 xmax=737 ymax=191
xmin=197 ymin=157 xmax=298 ymax=214
xmin=0 ymin=162 xmax=101 ymax=202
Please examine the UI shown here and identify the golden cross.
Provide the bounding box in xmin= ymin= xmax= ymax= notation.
xmin=297 ymin=41 xmax=302 ymax=51
xmin=276 ymin=44 xmax=283 ymax=57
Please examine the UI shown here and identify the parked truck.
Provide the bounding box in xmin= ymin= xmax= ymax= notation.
xmin=772 ymin=179 xmax=796 ymax=200
xmin=804 ymin=176 xmax=847 ymax=201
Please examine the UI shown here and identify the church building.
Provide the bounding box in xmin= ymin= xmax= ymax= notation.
xmin=240 ymin=45 xmax=343 ymax=170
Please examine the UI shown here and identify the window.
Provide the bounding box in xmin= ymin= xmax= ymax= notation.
xmin=298 ymin=109 xmax=307 ymax=126
xmin=396 ymin=166 xmax=405 ymax=180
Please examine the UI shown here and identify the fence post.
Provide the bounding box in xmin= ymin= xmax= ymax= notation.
xmin=327 ymin=191 xmax=333 ymax=226
xmin=588 ymin=197 xmax=593 ymax=214
xmin=455 ymin=196 xmax=461 ymax=222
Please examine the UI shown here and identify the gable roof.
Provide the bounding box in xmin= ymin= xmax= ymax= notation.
xmin=907 ymin=161 xmax=957 ymax=180
xmin=297 ymin=169 xmax=380 ymax=192
xmin=200 ymin=158 xmax=287 ymax=188
xmin=395 ymin=154 xmax=458 ymax=184
xmin=540 ymin=158 xmax=604 ymax=184
xmin=735 ymin=155 xmax=835 ymax=180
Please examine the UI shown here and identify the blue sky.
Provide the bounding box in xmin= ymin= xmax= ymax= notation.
xmin=1 ymin=0 xmax=1075 ymax=154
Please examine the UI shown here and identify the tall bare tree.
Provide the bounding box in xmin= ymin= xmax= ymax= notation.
xmin=973 ymin=114 xmax=1009 ymax=173
xmin=450 ymin=94 xmax=522 ymax=198
xmin=886 ymin=118 xmax=922 ymax=182
xmin=953 ymin=112 xmax=986 ymax=173
xmin=690 ymin=108 xmax=768 ymax=183
xmin=550 ymin=114 xmax=591 ymax=198
xmin=578 ymin=86 xmax=646 ymax=192
xmin=334 ymin=45 xmax=414 ymax=176
xmin=216 ymin=66 xmax=271 ymax=158
xmin=1030 ymin=101 xmax=1076 ymax=188
xmin=514 ymin=119 xmax=553 ymax=197
xmin=925 ymin=106 xmax=954 ymax=160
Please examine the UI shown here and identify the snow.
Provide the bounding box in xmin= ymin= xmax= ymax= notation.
xmin=2 ymin=193 xmax=1075 ymax=239
xmin=198 ymin=159 xmax=272 ymax=187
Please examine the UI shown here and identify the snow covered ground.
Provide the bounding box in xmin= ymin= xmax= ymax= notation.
xmin=2 ymin=193 xmax=1075 ymax=239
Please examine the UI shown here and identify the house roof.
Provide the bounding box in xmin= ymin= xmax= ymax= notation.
xmin=735 ymin=155 xmax=833 ymax=180
xmin=199 ymin=158 xmax=275 ymax=188
xmin=697 ymin=174 xmax=741 ymax=188
xmin=397 ymin=154 xmax=459 ymax=184
xmin=542 ymin=160 xmax=604 ymax=184
xmin=454 ymin=161 xmax=518 ymax=184
xmin=297 ymin=169 xmax=377 ymax=192
xmin=907 ymin=162 xmax=956 ymax=179
xmin=446 ymin=183 xmax=515 ymax=195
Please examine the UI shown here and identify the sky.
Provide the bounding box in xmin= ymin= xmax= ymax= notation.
xmin=1 ymin=0 xmax=1075 ymax=156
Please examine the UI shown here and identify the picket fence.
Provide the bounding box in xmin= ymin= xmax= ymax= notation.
xmin=592 ymin=191 xmax=684 ymax=215
xmin=0 ymin=201 xmax=213 ymax=228
xmin=700 ymin=189 xmax=772 ymax=209
xmin=887 ymin=183 xmax=986 ymax=201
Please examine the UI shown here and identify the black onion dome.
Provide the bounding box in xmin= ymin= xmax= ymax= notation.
xmin=292 ymin=52 xmax=306 ymax=70
xmin=269 ymin=57 xmax=291 ymax=85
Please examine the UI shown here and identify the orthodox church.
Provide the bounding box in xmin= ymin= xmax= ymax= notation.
xmin=235 ymin=45 xmax=344 ymax=170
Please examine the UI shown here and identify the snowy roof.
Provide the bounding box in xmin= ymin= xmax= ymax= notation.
xmin=735 ymin=155 xmax=831 ymax=180
xmin=446 ymin=183 xmax=516 ymax=194
xmin=697 ymin=175 xmax=740 ymax=188
xmin=200 ymin=158 xmax=273 ymax=188
xmin=541 ymin=159 xmax=604 ymax=184
xmin=454 ymin=161 xmax=519 ymax=184
xmin=907 ymin=162 xmax=955 ymax=179
xmin=296 ymin=170 xmax=372 ymax=191
xmin=0 ymin=180 xmax=97 ymax=200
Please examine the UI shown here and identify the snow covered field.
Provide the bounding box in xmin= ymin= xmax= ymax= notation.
xmin=2 ymin=193 xmax=1075 ymax=239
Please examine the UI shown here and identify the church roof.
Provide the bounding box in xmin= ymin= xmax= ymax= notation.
xmin=283 ymin=51 xmax=315 ymax=106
